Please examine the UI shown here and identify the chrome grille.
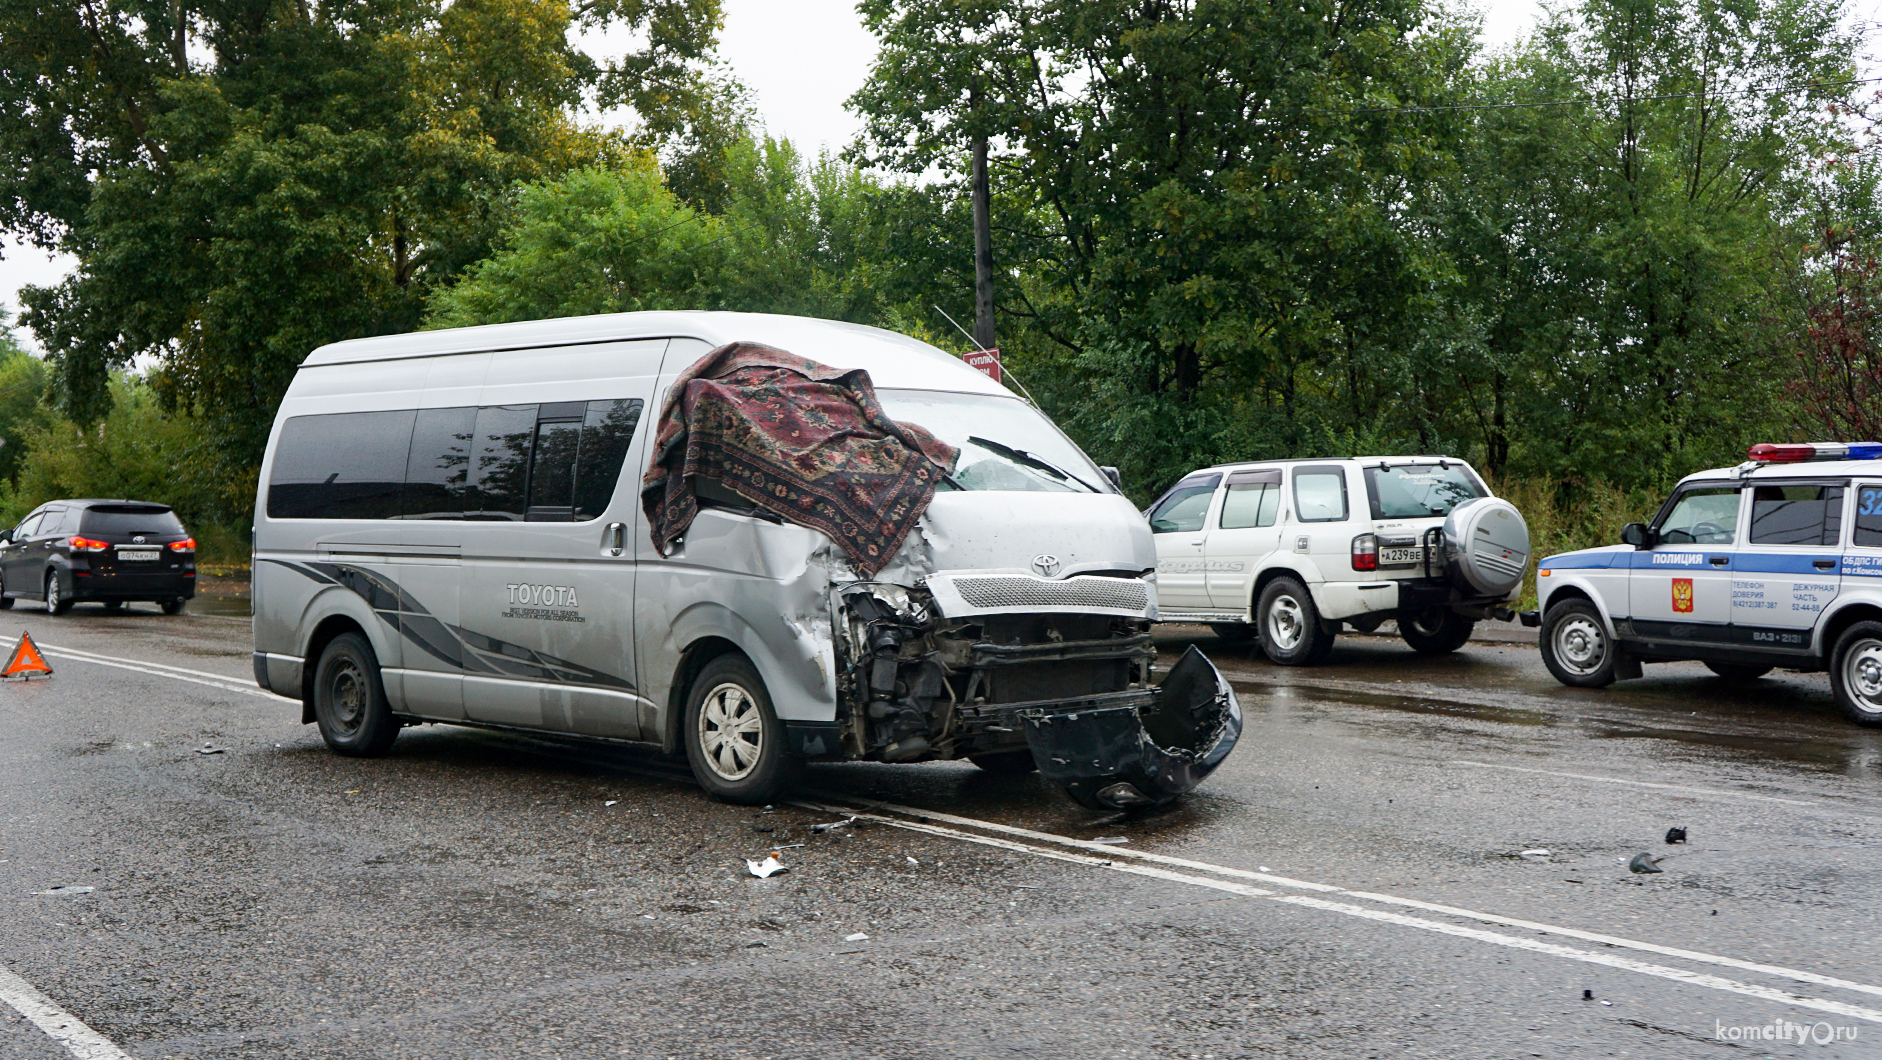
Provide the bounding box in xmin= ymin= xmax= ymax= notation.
xmin=925 ymin=572 xmax=1154 ymax=618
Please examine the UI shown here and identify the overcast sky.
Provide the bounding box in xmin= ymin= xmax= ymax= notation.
xmin=0 ymin=0 xmax=1595 ymax=350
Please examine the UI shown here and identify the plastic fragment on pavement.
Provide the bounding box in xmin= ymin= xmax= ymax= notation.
xmin=605 ymin=800 xmax=618 ymax=807
xmin=1520 ymin=849 xmax=1551 ymax=858
xmin=197 ymin=744 xmax=227 ymax=755
xmin=746 ymin=854 xmax=789 ymax=878
xmin=34 ymin=885 xmax=93 ymax=896
xmin=845 ymin=932 xmax=868 ymax=942
xmin=1627 ymin=852 xmax=1664 ymax=874
xmin=1665 ymin=826 xmax=1687 ymax=843
xmin=905 ymin=856 xmax=919 ymax=866
xmin=810 ymin=817 xmax=854 ymax=833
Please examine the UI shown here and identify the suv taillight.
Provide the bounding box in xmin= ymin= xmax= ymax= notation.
xmin=169 ymin=538 xmax=195 ymax=552
xmin=1351 ymin=533 xmax=1378 ymax=571
xmin=69 ymin=536 xmax=109 ymax=551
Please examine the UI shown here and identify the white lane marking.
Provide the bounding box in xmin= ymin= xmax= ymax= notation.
xmin=810 ymin=791 xmax=1344 ymax=892
xmin=790 ymin=801 xmax=1276 ymax=899
xmin=0 ymin=962 xmax=134 ymax=1060
xmin=1449 ymin=760 xmax=1816 ymax=806
xmin=1339 ymin=890 xmax=1882 ymax=1001
xmin=808 ymin=794 xmax=1882 ymax=1009
xmin=1270 ymin=895 xmax=1882 ymax=1025
xmin=0 ymin=637 xmax=272 ymax=699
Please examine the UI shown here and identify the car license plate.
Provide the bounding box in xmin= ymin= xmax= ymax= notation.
xmin=1378 ymin=546 xmax=1423 ymax=566
xmin=117 ymin=549 xmax=160 ymax=562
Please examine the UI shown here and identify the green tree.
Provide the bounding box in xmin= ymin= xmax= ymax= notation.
xmin=849 ymin=0 xmax=1473 ymax=498
xmin=427 ymin=134 xmax=907 ymax=328
xmin=0 ymin=310 xmax=52 ymax=483
xmin=1423 ymin=0 xmax=1856 ymax=491
xmin=0 ymin=0 xmax=732 ymax=464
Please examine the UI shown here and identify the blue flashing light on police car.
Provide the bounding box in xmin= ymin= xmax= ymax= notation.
xmin=1525 ymin=442 xmax=1882 ymax=727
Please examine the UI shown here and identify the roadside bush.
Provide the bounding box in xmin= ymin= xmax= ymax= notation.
xmin=0 ymin=373 xmax=254 ymax=563
xmin=1489 ymin=475 xmax=1659 ymax=610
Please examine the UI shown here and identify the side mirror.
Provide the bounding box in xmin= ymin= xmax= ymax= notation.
xmin=1100 ymin=466 xmax=1123 ymax=491
xmin=1620 ymin=522 xmax=1654 ymax=549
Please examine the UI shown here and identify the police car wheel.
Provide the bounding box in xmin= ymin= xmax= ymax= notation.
xmin=683 ymin=654 xmax=800 ymax=804
xmin=1540 ymin=599 xmax=1616 ymax=688
xmin=312 ymin=632 xmax=399 ymax=757
xmin=1258 ymin=577 xmax=1335 ymax=666
xmin=1399 ymin=607 xmax=1475 ymax=655
xmin=1704 ymin=662 xmax=1772 ymax=681
xmin=1830 ymin=621 xmax=1882 ymax=727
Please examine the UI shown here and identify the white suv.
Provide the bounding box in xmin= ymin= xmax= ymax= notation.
xmin=1145 ymin=457 xmax=1531 ymax=664
xmin=1532 ymin=441 xmax=1882 ymax=726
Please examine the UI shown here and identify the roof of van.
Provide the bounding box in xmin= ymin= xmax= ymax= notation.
xmin=300 ymin=311 xmax=1011 ymax=396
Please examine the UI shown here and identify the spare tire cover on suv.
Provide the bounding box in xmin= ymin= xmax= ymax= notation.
xmin=1443 ymin=497 xmax=1531 ymax=596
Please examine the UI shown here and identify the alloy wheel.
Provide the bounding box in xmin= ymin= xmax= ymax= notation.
xmin=1266 ymin=594 xmax=1305 ymax=652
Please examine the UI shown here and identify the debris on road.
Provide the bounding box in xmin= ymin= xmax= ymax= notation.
xmin=1520 ymin=849 xmax=1551 ymax=858
xmin=1665 ymin=827 xmax=1687 ymax=844
xmin=905 ymin=856 xmax=919 ymax=867
xmin=845 ymin=932 xmax=869 ymax=942
xmin=1627 ymin=853 xmax=1664 ymax=874
xmin=1582 ymin=989 xmax=1593 ymax=1000
xmin=605 ymin=800 xmax=618 ymax=807
xmin=811 ymin=818 xmax=854 ymax=833
xmin=746 ymin=853 xmax=789 ymax=878
xmin=33 ymin=885 xmax=93 ymax=896
xmin=1089 ymin=836 xmax=1130 ymax=845
xmin=196 ymin=743 xmax=227 ymax=755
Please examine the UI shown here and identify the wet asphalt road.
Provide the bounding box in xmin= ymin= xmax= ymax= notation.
xmin=2 ymin=602 xmax=1881 ymax=1059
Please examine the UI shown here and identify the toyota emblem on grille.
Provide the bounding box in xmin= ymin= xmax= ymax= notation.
xmin=132 ymin=536 xmax=146 ymax=544
xmin=1031 ymin=554 xmax=1062 ymax=577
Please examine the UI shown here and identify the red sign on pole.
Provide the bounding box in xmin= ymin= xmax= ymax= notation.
xmin=964 ymin=347 xmax=1002 ymax=383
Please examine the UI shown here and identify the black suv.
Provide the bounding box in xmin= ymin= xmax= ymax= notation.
xmin=0 ymin=500 xmax=196 ymax=614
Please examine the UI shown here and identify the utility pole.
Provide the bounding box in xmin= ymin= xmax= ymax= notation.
xmin=970 ymin=87 xmax=996 ymax=352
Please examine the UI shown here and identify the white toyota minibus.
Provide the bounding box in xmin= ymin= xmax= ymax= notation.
xmin=251 ymin=312 xmax=1238 ymax=807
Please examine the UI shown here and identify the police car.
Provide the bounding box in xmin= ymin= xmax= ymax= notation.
xmin=1530 ymin=442 xmax=1882 ymax=725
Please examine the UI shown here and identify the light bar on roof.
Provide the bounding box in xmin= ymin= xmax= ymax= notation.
xmin=1747 ymin=442 xmax=1882 ymax=463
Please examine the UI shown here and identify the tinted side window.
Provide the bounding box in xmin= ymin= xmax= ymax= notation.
xmin=403 ymin=407 xmax=477 ymax=519
xmin=1857 ymin=486 xmax=1882 ymax=547
xmin=573 ymin=399 xmax=642 ymax=520
xmin=1749 ymin=485 xmax=1844 ymax=546
xmin=1220 ymin=469 xmax=1282 ymax=529
xmin=268 ymin=411 xmax=416 ymax=519
xmin=466 ymin=405 xmax=537 ymax=520
xmin=1293 ymin=466 xmax=1349 ymax=522
xmin=526 ymin=420 xmax=582 ymax=520
xmin=13 ymin=513 xmax=43 ymax=539
xmin=1147 ymin=475 xmax=1220 ymax=533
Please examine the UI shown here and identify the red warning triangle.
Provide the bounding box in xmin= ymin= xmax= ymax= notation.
xmin=3 ymin=632 xmax=53 ymax=678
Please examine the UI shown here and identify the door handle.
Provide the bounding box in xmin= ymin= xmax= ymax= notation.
xmin=1814 ymin=559 xmax=1837 ymax=571
xmin=1190 ymin=540 xmax=1205 ymax=548
xmin=1708 ymin=556 xmax=1729 ymax=566
xmin=605 ymin=522 xmax=625 ymax=557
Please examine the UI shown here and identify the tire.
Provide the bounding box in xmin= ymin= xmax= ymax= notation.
xmin=1399 ymin=607 xmax=1476 ymax=655
xmin=312 ymin=632 xmax=399 ymax=756
xmin=43 ymin=572 xmax=71 ymax=616
xmin=968 ymin=749 xmax=1038 ymax=775
xmin=1209 ymin=622 xmax=1257 ymax=643
xmin=160 ymin=597 xmax=185 ymax=615
xmin=0 ymin=595 xmax=12 ymax=610
xmin=1704 ymin=661 xmax=1772 ymax=681
xmin=1830 ymin=620 xmax=1882 ymax=727
xmin=1257 ymin=576 xmax=1335 ymax=665
xmin=683 ymin=654 xmax=799 ymax=804
xmin=1539 ymin=599 xmax=1617 ymax=688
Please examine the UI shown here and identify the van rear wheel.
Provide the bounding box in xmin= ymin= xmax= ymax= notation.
xmin=312 ymin=632 xmax=399 ymax=756
xmin=683 ymin=654 xmax=799 ymax=804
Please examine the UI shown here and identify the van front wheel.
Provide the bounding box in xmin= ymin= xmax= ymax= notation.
xmin=684 ymin=655 xmax=799 ymax=804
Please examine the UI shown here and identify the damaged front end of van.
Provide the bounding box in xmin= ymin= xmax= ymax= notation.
xmin=828 ymin=533 xmax=1242 ymax=811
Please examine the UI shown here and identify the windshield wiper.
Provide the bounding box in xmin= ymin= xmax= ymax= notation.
xmin=966 ymin=436 xmax=1101 ymax=493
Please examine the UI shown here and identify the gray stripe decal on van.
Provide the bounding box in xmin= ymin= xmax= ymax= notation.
xmin=259 ymin=558 xmax=634 ymax=692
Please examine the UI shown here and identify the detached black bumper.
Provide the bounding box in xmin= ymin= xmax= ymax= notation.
xmin=1020 ymin=645 xmax=1242 ymax=811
